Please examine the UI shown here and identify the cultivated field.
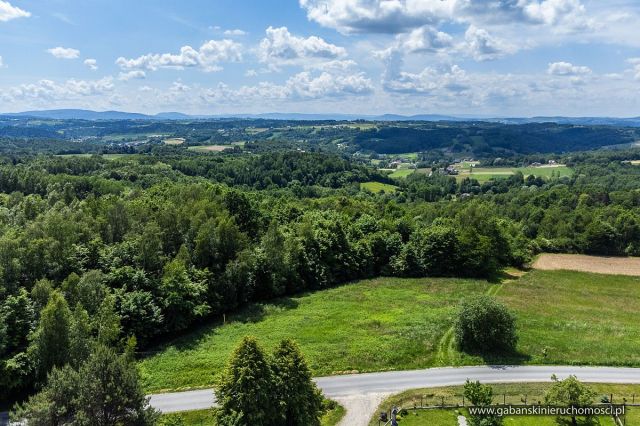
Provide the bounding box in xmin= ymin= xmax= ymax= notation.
xmin=533 ymin=253 xmax=640 ymax=276
xmin=370 ymin=383 xmax=640 ymax=425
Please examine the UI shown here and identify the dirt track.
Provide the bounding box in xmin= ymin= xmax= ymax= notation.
xmin=533 ymin=254 xmax=640 ymax=276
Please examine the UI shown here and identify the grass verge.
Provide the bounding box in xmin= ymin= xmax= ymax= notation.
xmin=159 ymin=402 xmax=345 ymax=426
xmin=370 ymin=383 xmax=640 ymax=426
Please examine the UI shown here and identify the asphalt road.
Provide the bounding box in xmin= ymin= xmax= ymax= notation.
xmin=148 ymin=365 xmax=640 ymax=413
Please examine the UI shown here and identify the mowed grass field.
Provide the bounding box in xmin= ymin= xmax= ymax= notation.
xmin=390 ymin=169 xmax=415 ymax=179
xmin=139 ymin=268 xmax=640 ymax=393
xmin=361 ymin=181 xmax=398 ymax=193
xmin=55 ymin=153 xmax=136 ymax=160
xmin=455 ymin=165 xmax=573 ymax=183
xmin=497 ymin=270 xmax=640 ymax=367
xmin=370 ymin=383 xmax=640 ymax=426
xmin=187 ymin=145 xmax=234 ymax=152
xmin=139 ymin=277 xmax=493 ymax=392
xmin=163 ymin=138 xmax=185 ymax=145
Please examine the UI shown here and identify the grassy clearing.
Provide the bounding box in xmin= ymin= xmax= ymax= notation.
xmin=160 ymin=409 xmax=216 ymax=425
xmin=370 ymin=383 xmax=640 ymax=426
xmin=159 ymin=403 xmax=345 ymax=426
xmin=498 ymin=270 xmax=640 ymax=367
xmin=140 ymin=269 xmax=640 ymax=393
xmin=187 ymin=145 xmax=234 ymax=153
xmin=390 ymin=169 xmax=415 ymax=179
xmin=55 ymin=153 xmax=134 ymax=160
xmin=455 ymin=165 xmax=573 ymax=183
xmin=139 ymin=277 xmax=493 ymax=392
xmin=164 ymin=138 xmax=186 ymax=145
xmin=361 ymin=181 xmax=398 ymax=193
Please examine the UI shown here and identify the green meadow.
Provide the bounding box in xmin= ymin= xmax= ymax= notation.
xmin=139 ymin=270 xmax=640 ymax=393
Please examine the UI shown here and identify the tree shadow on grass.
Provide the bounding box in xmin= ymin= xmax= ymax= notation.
xmin=141 ymin=297 xmax=300 ymax=356
xmin=486 ymin=267 xmax=530 ymax=284
xmin=463 ymin=347 xmax=533 ymax=366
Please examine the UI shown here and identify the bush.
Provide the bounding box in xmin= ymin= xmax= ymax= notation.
xmin=454 ymin=295 xmax=518 ymax=353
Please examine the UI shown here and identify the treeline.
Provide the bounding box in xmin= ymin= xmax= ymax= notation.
xmin=0 ymin=154 xmax=523 ymax=401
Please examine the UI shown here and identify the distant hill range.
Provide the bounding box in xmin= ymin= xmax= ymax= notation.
xmin=2 ymin=109 xmax=640 ymax=126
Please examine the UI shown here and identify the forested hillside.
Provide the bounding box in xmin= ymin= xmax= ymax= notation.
xmin=2 ymin=138 xmax=640 ymax=408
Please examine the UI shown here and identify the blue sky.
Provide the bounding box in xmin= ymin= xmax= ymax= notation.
xmin=1 ymin=0 xmax=639 ymax=116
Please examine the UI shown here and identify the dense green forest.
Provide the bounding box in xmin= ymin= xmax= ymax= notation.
xmin=2 ymin=122 xmax=640 ymax=411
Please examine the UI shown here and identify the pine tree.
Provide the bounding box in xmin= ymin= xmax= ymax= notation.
xmin=272 ymin=339 xmax=323 ymax=426
xmin=216 ymin=336 xmax=276 ymax=426
xmin=13 ymin=345 xmax=158 ymax=426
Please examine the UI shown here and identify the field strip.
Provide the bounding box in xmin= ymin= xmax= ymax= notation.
xmin=533 ymin=254 xmax=640 ymax=276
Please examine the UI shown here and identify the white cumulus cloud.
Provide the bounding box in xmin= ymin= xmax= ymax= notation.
xmin=398 ymin=25 xmax=453 ymax=53
xmin=258 ymin=26 xmax=347 ymax=67
xmin=116 ymin=39 xmax=242 ymax=72
xmin=299 ymin=0 xmax=592 ymax=34
xmin=464 ymin=25 xmax=516 ymax=61
xmin=0 ymin=1 xmax=30 ymax=22
xmin=547 ymin=61 xmax=591 ymax=76
xmin=47 ymin=47 xmax=80 ymax=59
xmin=84 ymin=58 xmax=98 ymax=70
xmin=628 ymin=58 xmax=640 ymax=80
xmin=118 ymin=70 xmax=146 ymax=81
xmin=202 ymin=70 xmax=373 ymax=102
xmin=2 ymin=77 xmax=114 ymax=102
xmin=223 ymin=29 xmax=247 ymax=36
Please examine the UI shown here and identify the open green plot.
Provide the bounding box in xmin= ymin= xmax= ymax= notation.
xmin=163 ymin=138 xmax=186 ymax=145
xmin=139 ymin=277 xmax=493 ymax=392
xmin=160 ymin=403 xmax=345 ymax=426
xmin=497 ymin=270 xmax=640 ymax=367
xmin=139 ymin=269 xmax=640 ymax=393
xmin=361 ymin=181 xmax=398 ymax=193
xmin=187 ymin=145 xmax=235 ymax=153
xmin=55 ymin=153 xmax=135 ymax=160
xmin=456 ymin=165 xmax=573 ymax=183
xmin=370 ymin=383 xmax=638 ymax=426
xmin=389 ymin=169 xmax=415 ymax=179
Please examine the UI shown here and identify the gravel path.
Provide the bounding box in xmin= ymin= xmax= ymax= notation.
xmin=334 ymin=393 xmax=391 ymax=426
